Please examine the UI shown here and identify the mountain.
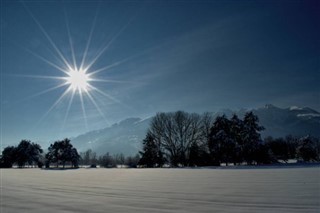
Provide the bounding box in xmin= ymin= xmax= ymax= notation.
xmin=71 ymin=105 xmax=320 ymax=155
xmin=72 ymin=117 xmax=152 ymax=156
xmin=251 ymin=104 xmax=320 ymax=138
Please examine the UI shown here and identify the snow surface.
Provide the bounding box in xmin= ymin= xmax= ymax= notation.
xmin=1 ymin=167 xmax=319 ymax=213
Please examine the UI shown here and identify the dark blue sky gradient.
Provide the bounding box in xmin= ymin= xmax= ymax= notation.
xmin=1 ymin=0 xmax=319 ymax=145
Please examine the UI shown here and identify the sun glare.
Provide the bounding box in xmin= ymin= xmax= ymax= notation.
xmin=20 ymin=2 xmax=134 ymax=130
xmin=66 ymin=68 xmax=90 ymax=92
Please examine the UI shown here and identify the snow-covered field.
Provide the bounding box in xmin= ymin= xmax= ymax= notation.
xmin=1 ymin=167 xmax=319 ymax=213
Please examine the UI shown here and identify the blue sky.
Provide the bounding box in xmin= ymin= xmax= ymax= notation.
xmin=1 ymin=0 xmax=319 ymax=146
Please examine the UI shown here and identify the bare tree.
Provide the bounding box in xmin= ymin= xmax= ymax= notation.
xmin=80 ymin=149 xmax=97 ymax=166
xmin=149 ymin=111 xmax=204 ymax=166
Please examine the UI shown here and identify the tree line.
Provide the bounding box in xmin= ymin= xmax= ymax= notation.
xmin=138 ymin=111 xmax=320 ymax=167
xmin=0 ymin=138 xmax=141 ymax=169
xmin=79 ymin=149 xmax=140 ymax=168
xmin=0 ymin=138 xmax=80 ymax=168
xmin=1 ymin=111 xmax=319 ymax=168
xmin=0 ymin=140 xmax=43 ymax=168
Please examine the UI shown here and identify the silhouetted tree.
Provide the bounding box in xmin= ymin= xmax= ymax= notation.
xmin=200 ymin=112 xmax=215 ymax=143
xmin=99 ymin=152 xmax=116 ymax=168
xmin=255 ymin=143 xmax=275 ymax=164
xmin=70 ymin=148 xmax=80 ymax=168
xmin=208 ymin=115 xmax=236 ymax=166
xmin=188 ymin=142 xmax=210 ymax=166
xmin=45 ymin=138 xmax=79 ymax=168
xmin=230 ymin=114 xmax=245 ymax=165
xmin=126 ymin=154 xmax=140 ymax=168
xmin=16 ymin=140 xmax=30 ymax=168
xmin=265 ymin=137 xmax=291 ymax=162
xmin=15 ymin=140 xmax=43 ymax=168
xmin=115 ymin=153 xmax=126 ymax=168
xmin=80 ymin=149 xmax=97 ymax=166
xmin=37 ymin=161 xmax=44 ymax=168
xmin=285 ymin=135 xmax=299 ymax=159
xmin=298 ymin=136 xmax=320 ymax=162
xmin=242 ymin=112 xmax=264 ymax=164
xmin=0 ymin=146 xmax=17 ymax=168
xmin=148 ymin=111 xmax=202 ymax=166
xmin=139 ymin=110 xmax=319 ymax=167
xmin=139 ymin=132 xmax=165 ymax=167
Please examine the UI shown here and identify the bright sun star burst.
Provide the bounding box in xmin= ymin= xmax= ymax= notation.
xmin=66 ymin=68 xmax=91 ymax=93
xmin=19 ymin=2 xmax=136 ymax=131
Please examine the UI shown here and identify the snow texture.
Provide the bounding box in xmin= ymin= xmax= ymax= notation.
xmin=1 ymin=167 xmax=319 ymax=213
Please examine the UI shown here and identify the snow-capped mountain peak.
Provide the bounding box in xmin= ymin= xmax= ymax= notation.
xmin=289 ymin=106 xmax=303 ymax=111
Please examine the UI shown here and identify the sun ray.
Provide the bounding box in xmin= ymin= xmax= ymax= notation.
xmin=87 ymin=57 xmax=132 ymax=76
xmin=79 ymin=90 xmax=89 ymax=131
xmin=3 ymin=36 xmax=69 ymax=75
xmin=60 ymin=89 xmax=76 ymax=134
xmin=16 ymin=2 xmax=145 ymax=132
xmin=63 ymin=5 xmax=77 ymax=70
xmin=7 ymin=74 xmax=66 ymax=80
xmin=80 ymin=3 xmax=100 ymax=71
xmin=84 ymin=15 xmax=135 ymax=72
xmin=24 ymin=82 xmax=69 ymax=100
xmin=87 ymin=38 xmax=164 ymax=76
xmin=89 ymin=78 xmax=134 ymax=84
xmin=35 ymin=87 xmax=72 ymax=128
xmin=83 ymin=4 xmax=146 ymax=72
xmin=11 ymin=83 xmax=68 ymax=107
xmin=24 ymin=48 xmax=69 ymax=74
xmin=84 ymin=90 xmax=110 ymax=126
xmin=21 ymin=2 xmax=72 ymax=70
xmin=88 ymin=84 xmax=133 ymax=111
xmin=88 ymin=84 xmax=119 ymax=103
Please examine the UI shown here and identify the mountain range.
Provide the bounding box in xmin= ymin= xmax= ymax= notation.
xmin=71 ymin=105 xmax=320 ymax=155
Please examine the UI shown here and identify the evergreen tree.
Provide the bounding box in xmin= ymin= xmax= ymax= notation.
xmin=208 ymin=115 xmax=236 ymax=166
xmin=139 ymin=132 xmax=164 ymax=167
xmin=242 ymin=112 xmax=264 ymax=164
xmin=230 ymin=114 xmax=244 ymax=165
xmin=70 ymin=148 xmax=80 ymax=168
xmin=188 ymin=142 xmax=210 ymax=166
xmin=188 ymin=142 xmax=201 ymax=166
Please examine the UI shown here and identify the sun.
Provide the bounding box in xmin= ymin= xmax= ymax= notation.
xmin=19 ymin=2 xmax=134 ymax=131
xmin=65 ymin=68 xmax=91 ymax=93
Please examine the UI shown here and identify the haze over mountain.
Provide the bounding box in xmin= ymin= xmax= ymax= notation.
xmin=71 ymin=105 xmax=320 ymax=155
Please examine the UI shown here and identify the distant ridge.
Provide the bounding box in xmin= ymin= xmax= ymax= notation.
xmin=71 ymin=105 xmax=320 ymax=155
xmin=252 ymin=104 xmax=320 ymax=138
